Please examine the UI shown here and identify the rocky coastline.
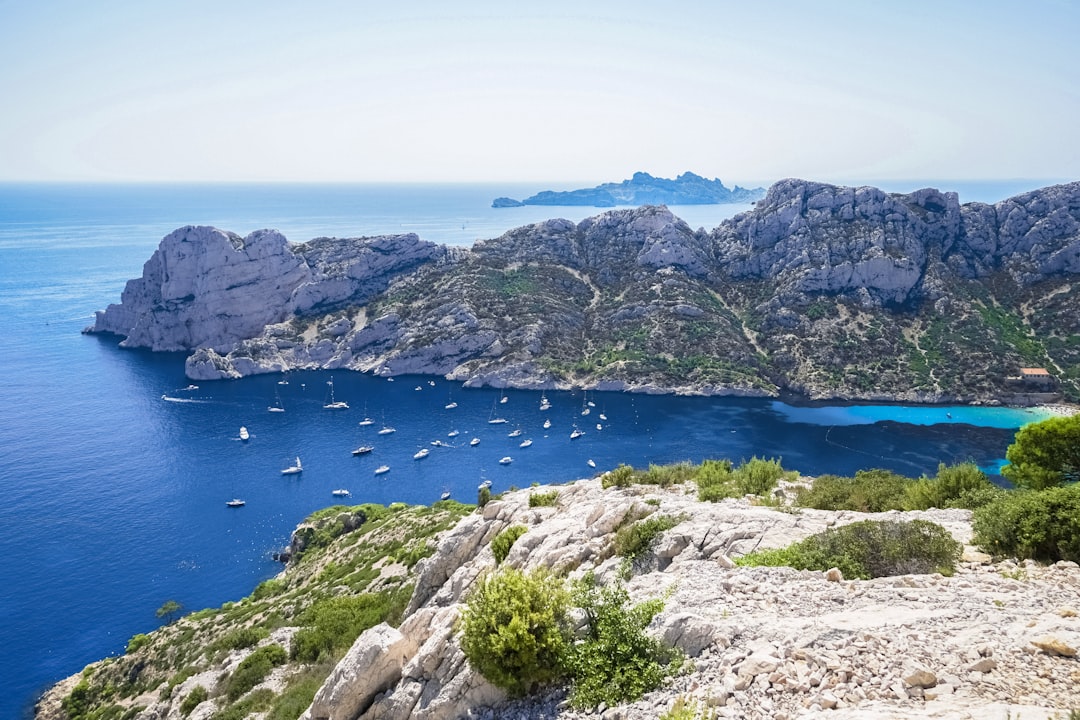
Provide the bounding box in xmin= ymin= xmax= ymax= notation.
xmin=491 ymin=171 xmax=765 ymax=208
xmin=35 ymin=476 xmax=1080 ymax=720
xmin=87 ymin=179 xmax=1080 ymax=404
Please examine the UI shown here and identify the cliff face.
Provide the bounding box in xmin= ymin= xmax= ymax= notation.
xmin=88 ymin=180 xmax=1080 ymax=402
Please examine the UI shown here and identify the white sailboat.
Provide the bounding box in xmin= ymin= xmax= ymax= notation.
xmin=323 ymin=376 xmax=349 ymax=410
xmin=487 ymin=397 xmax=507 ymax=424
xmin=268 ymin=391 xmax=285 ymax=413
xmin=281 ymin=456 xmax=303 ymax=475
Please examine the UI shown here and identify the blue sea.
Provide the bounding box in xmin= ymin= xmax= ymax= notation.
xmin=0 ymin=179 xmax=1061 ymax=719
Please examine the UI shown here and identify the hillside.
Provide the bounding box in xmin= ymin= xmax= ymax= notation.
xmin=88 ymin=179 xmax=1080 ymax=403
xmin=35 ymin=471 xmax=1080 ymax=720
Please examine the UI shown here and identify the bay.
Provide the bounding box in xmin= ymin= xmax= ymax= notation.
xmin=0 ymin=181 xmax=1055 ymax=719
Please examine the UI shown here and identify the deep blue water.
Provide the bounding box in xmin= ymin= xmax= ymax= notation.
xmin=0 ymin=180 xmax=1058 ymax=719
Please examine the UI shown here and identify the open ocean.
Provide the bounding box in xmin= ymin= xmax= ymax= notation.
xmin=0 ymin=179 xmax=1062 ymax=719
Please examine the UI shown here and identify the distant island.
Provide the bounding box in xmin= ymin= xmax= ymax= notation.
xmin=492 ymin=171 xmax=765 ymax=208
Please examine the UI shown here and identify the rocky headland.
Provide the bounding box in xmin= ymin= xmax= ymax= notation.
xmin=88 ymin=179 xmax=1080 ymax=403
xmin=35 ymin=475 xmax=1080 ymax=720
xmin=491 ymin=171 xmax=765 ymax=208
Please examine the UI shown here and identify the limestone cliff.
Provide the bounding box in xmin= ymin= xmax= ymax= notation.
xmin=88 ymin=180 xmax=1080 ymax=402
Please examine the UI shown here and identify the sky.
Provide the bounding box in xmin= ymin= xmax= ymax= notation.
xmin=0 ymin=0 xmax=1077 ymax=185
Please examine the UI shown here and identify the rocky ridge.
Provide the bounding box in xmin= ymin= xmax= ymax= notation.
xmin=39 ymin=478 xmax=1080 ymax=720
xmin=88 ymin=179 xmax=1080 ymax=402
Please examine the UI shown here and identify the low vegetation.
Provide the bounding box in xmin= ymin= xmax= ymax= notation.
xmin=736 ymin=519 xmax=963 ymax=579
xmin=491 ymin=524 xmax=528 ymax=565
xmin=972 ymin=483 xmax=1080 ymax=562
xmin=458 ymin=567 xmax=678 ymax=709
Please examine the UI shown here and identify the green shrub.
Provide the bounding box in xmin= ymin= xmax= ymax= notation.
xmin=251 ymin=579 xmax=286 ymax=601
xmin=179 ymin=685 xmax=208 ymax=717
xmin=210 ymin=626 xmax=269 ymax=655
xmin=267 ymin=666 xmax=331 ymax=720
xmin=491 ymin=524 xmax=528 ymax=565
xmin=529 ymin=490 xmax=559 ymax=508
xmin=904 ymin=462 xmax=995 ymax=510
xmin=211 ymin=688 xmax=275 ymax=720
xmin=478 ymin=486 xmax=492 ymax=508
xmin=1001 ymin=414 xmax=1080 ymax=489
xmin=972 ymin=484 xmax=1080 ymax=562
xmin=290 ymin=594 xmax=396 ymax=663
xmin=221 ymin=644 xmax=287 ymax=701
xmin=731 ymin=456 xmax=793 ymax=496
xmin=737 ymin=519 xmax=962 ymax=579
xmin=566 ymin=576 xmax=678 ymax=709
xmin=602 ymin=464 xmax=636 ymax=489
xmin=695 ymin=459 xmax=735 ymax=502
xmin=459 ymin=566 xmax=571 ymax=696
xmin=125 ymin=634 xmax=150 ymax=654
xmin=641 ymin=462 xmax=697 ymax=487
xmin=614 ymin=515 xmax=679 ymax=561
xmin=795 ymin=469 xmax=911 ymax=512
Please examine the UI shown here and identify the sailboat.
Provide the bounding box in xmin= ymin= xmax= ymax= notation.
xmin=268 ymin=390 xmax=285 ymax=413
xmin=323 ymin=376 xmax=349 ymax=410
xmin=487 ymin=397 xmax=507 ymax=424
xmin=281 ymin=456 xmax=303 ymax=475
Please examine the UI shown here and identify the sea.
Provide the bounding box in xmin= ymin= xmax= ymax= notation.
xmin=0 ymin=178 xmax=1064 ymax=719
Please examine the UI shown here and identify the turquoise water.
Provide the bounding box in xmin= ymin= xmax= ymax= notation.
xmin=0 ymin=181 xmax=1054 ymax=718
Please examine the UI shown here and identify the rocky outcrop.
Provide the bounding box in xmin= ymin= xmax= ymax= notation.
xmin=297 ymin=479 xmax=1080 ymax=720
xmin=89 ymin=179 xmax=1080 ymax=402
xmin=90 ymin=227 xmax=444 ymax=353
xmin=493 ymin=171 xmax=766 ymax=208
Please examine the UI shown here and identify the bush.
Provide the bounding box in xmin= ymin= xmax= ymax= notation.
xmin=737 ymin=519 xmax=962 ymax=579
xmin=614 ymin=515 xmax=679 ymax=561
xmin=903 ymin=462 xmax=995 ymax=510
xmin=221 ymin=644 xmax=287 ymax=701
xmin=602 ymin=464 xmax=636 ymax=489
xmin=695 ymin=459 xmax=734 ymax=502
xmin=210 ymin=626 xmax=269 ymax=655
xmin=126 ymin=634 xmax=150 ymax=654
xmin=640 ymin=462 xmax=697 ymax=487
xmin=491 ymin=525 xmax=528 ymax=565
xmin=478 ymin=486 xmax=492 ymax=508
xmin=795 ymin=469 xmax=910 ymax=512
xmin=179 ymin=685 xmax=208 ymax=717
xmin=972 ymin=484 xmax=1080 ymax=562
xmin=290 ymin=593 xmax=397 ymax=663
xmin=529 ymin=490 xmax=559 ymax=507
xmin=566 ymin=577 xmax=678 ymax=709
xmin=731 ymin=456 xmax=793 ymax=496
xmin=459 ymin=566 xmax=571 ymax=696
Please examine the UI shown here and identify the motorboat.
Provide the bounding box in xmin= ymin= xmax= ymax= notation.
xmin=351 ymin=445 xmax=373 ymax=456
xmin=543 ymin=419 xmax=551 ymax=429
xmin=226 ymin=498 xmax=245 ymax=507
xmin=587 ymin=459 xmax=596 ymax=468
xmin=519 ymin=439 xmax=533 ymax=448
xmin=596 ymin=423 xmax=603 ymax=431
xmin=508 ymin=428 xmax=522 ymax=438
xmin=332 ymin=489 xmax=351 ymax=497
xmin=440 ymin=489 xmax=451 ymax=501
xmin=478 ymin=478 xmax=492 ymax=489
xmin=570 ymin=427 xmax=585 ymax=440
xmin=413 ymin=448 xmax=430 ymax=460
xmin=239 ymin=426 xmax=249 ymax=441
xmin=499 ymin=456 xmax=512 ymax=465
xmin=374 ymin=465 xmax=390 ymax=475
xmin=281 ymin=457 xmax=303 ymax=475
xmin=445 ymin=402 xmax=458 ymax=409
xmin=469 ymin=437 xmax=480 ymax=446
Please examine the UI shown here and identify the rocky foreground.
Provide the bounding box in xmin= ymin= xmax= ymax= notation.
xmin=88 ymin=179 xmax=1080 ymax=403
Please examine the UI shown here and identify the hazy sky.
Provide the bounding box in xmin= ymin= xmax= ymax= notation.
xmin=1 ymin=0 xmax=1077 ymax=184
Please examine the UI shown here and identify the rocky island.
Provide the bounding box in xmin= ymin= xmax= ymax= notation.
xmin=88 ymin=178 xmax=1080 ymax=404
xmin=491 ymin=171 xmax=765 ymax=207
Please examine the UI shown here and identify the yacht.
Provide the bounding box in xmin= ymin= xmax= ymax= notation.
xmin=378 ymin=426 xmax=396 ymax=435
xmin=281 ymin=457 xmax=303 ymax=475
xmin=414 ymin=448 xmax=430 ymax=460
xmin=226 ymin=498 xmax=245 ymax=507
xmin=499 ymin=456 xmax=513 ymax=465
xmin=332 ymin=489 xmax=351 ymax=497
xmin=587 ymin=459 xmax=596 ymax=468
xmin=351 ymin=445 xmax=373 ymax=456
xmin=543 ymin=418 xmax=551 ymax=429
xmin=508 ymin=428 xmax=522 ymax=438
xmin=445 ymin=402 xmax=458 ymax=409
xmin=447 ymin=429 xmax=460 ymax=438
xmin=374 ymin=465 xmax=390 ymax=475
xmin=469 ymin=437 xmax=480 ymax=446
xmin=239 ymin=426 xmax=249 ymax=441
xmin=478 ymin=478 xmax=492 ymax=489
xmin=570 ymin=427 xmax=585 ymax=440
xmin=519 ymin=439 xmax=533 ymax=448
